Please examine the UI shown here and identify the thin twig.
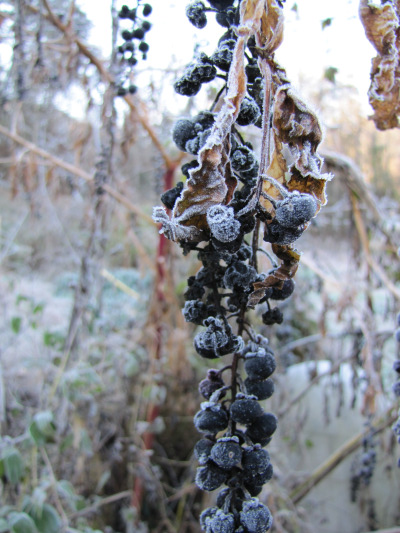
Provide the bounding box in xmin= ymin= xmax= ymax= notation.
xmin=0 ymin=124 xmax=154 ymax=224
xmin=68 ymin=490 xmax=132 ymax=519
xmin=289 ymin=408 xmax=397 ymax=504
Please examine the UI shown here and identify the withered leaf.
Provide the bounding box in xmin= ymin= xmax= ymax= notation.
xmin=261 ymin=86 xmax=331 ymax=213
xmin=359 ymin=0 xmax=400 ymax=130
xmin=248 ymin=244 xmax=300 ymax=307
xmin=258 ymin=0 xmax=284 ymax=53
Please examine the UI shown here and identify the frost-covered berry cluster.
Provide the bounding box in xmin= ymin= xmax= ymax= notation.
xmin=116 ymin=1 xmax=153 ymax=96
xmin=153 ymin=0 xmax=330 ymax=529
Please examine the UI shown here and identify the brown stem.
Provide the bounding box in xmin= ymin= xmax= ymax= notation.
xmin=289 ymin=408 xmax=397 ymax=504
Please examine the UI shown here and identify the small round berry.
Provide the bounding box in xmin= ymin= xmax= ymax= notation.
xmin=275 ymin=192 xmax=318 ymax=228
xmin=124 ymin=42 xmax=134 ymax=52
xmin=223 ymin=261 xmax=257 ymax=291
xmin=246 ymin=412 xmax=278 ymax=446
xmin=231 ymin=146 xmax=257 ymax=172
xmin=262 ymin=307 xmax=283 ymax=325
xmin=182 ymin=299 xmax=208 ymax=324
xmin=210 ymin=437 xmax=242 ymax=470
xmin=210 ymin=509 xmax=236 ymax=533
xmin=199 ymin=369 xmax=226 ymax=400
xmin=237 ymin=96 xmax=261 ymax=126
xmin=244 ymin=378 xmax=274 ymax=401
xmin=117 ymin=86 xmax=127 ymax=96
xmin=230 ymin=394 xmax=264 ymax=425
xmin=242 ymin=445 xmax=271 ymax=474
xmin=174 ymin=77 xmax=201 ymax=97
xmin=194 ymin=438 xmax=214 ymax=465
xmin=142 ymin=3 xmax=152 ymax=16
xmin=194 ymin=402 xmax=229 ymax=434
xmin=200 ymin=506 xmax=218 ymax=531
xmin=128 ymin=8 xmax=136 ymax=20
xmin=139 ymin=42 xmax=149 ymax=53
xmin=172 ymin=119 xmax=195 ymax=151
xmin=122 ymin=30 xmax=133 ymax=41
xmin=195 ymin=462 xmax=228 ymax=491
xmin=133 ymin=28 xmax=145 ymax=40
xmin=119 ymin=5 xmax=130 ymax=19
xmin=207 ymin=205 xmax=241 ymax=243
xmin=270 ymin=279 xmax=295 ymax=301
xmin=142 ymin=21 xmax=151 ymax=31
xmin=393 ymin=360 xmax=400 ymax=374
xmin=209 ymin=0 xmax=235 ymax=9
xmin=128 ymin=84 xmax=137 ymax=94
xmin=161 ymin=181 xmax=184 ymax=210
xmin=239 ymin=498 xmax=273 ymax=533
xmin=244 ymin=349 xmax=276 ymax=380
xmin=186 ymin=1 xmax=207 ymax=29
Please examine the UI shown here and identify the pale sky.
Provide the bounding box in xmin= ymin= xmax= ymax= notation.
xmin=74 ymin=0 xmax=376 ymax=118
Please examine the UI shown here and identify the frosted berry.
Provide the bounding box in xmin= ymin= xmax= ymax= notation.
xmin=181 ymin=160 xmax=198 ymax=178
xmin=209 ymin=0 xmax=235 ymax=9
xmin=199 ymin=369 xmax=226 ymax=400
xmin=242 ymin=445 xmax=270 ymax=474
xmin=209 ymin=509 xmax=236 ymax=533
xmin=230 ymin=394 xmax=264 ymax=425
xmin=207 ymin=205 xmax=241 ymax=243
xmin=133 ymin=28 xmax=145 ymax=40
xmin=246 ymin=60 xmax=261 ymax=83
xmin=237 ymin=96 xmax=261 ymax=126
xmin=194 ymin=438 xmax=214 ymax=465
xmin=174 ymin=77 xmax=201 ymax=97
xmin=239 ymin=499 xmax=273 ymax=533
xmin=244 ymin=348 xmax=276 ymax=380
xmin=194 ymin=317 xmax=242 ymax=358
xmin=270 ymin=278 xmax=295 ymax=300
xmin=393 ymin=360 xmax=400 ymax=374
xmin=200 ymin=507 xmax=218 ymax=531
xmin=139 ymin=42 xmax=149 ymax=53
xmin=161 ymin=181 xmax=184 ymax=210
xmin=172 ymin=119 xmax=195 ymax=151
xmin=211 ymin=42 xmax=235 ymax=72
xmin=210 ymin=437 xmax=242 ymax=470
xmin=231 ymin=146 xmax=257 ymax=172
xmin=262 ymin=307 xmax=283 ymax=325
xmin=186 ymin=1 xmax=208 ymax=29
xmin=142 ymin=3 xmax=152 ymax=16
xmin=246 ymin=412 xmax=278 ymax=445
xmin=275 ymin=192 xmax=318 ymax=228
xmin=194 ymin=402 xmax=229 ymax=434
xmin=223 ymin=261 xmax=257 ymax=291
xmin=216 ymin=8 xmax=236 ymax=28
xmin=244 ymin=378 xmax=274 ymax=400
xmin=185 ymin=276 xmax=205 ymax=300
xmin=264 ymin=218 xmax=305 ymax=245
xmin=182 ymin=299 xmax=208 ymax=324
xmin=142 ymin=21 xmax=151 ymax=31
xmin=196 ymin=462 xmax=228 ymax=491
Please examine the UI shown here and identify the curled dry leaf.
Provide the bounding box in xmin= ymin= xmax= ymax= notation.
xmin=261 ymin=86 xmax=332 ymax=212
xmin=154 ymin=1 xmax=269 ymax=243
xmin=248 ymin=244 xmax=300 ymax=307
xmin=257 ymin=0 xmax=284 ymax=54
xmin=359 ymin=0 xmax=400 ymax=130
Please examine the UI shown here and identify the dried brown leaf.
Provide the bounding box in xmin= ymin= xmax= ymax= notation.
xmin=248 ymin=244 xmax=300 ymax=307
xmin=258 ymin=0 xmax=284 ymax=53
xmin=359 ymin=0 xmax=400 ymax=129
xmin=261 ymin=86 xmax=331 ymax=211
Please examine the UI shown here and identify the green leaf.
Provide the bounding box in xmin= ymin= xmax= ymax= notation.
xmin=11 ymin=317 xmax=22 ymax=334
xmin=29 ymin=504 xmax=61 ymax=533
xmin=8 ymin=512 xmax=38 ymax=533
xmin=321 ymin=17 xmax=332 ymax=29
xmin=1 ymin=447 xmax=23 ymax=484
xmin=43 ymin=331 xmax=64 ymax=348
xmin=32 ymin=304 xmax=44 ymax=315
xmin=29 ymin=411 xmax=56 ymax=446
xmin=324 ymin=66 xmax=338 ymax=84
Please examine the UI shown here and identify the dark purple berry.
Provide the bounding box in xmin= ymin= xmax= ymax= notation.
xmin=239 ymin=498 xmax=273 ymax=533
xmin=194 ymin=402 xmax=229 ymax=434
xmin=195 ymin=462 xmax=228 ymax=491
xmin=186 ymin=1 xmax=207 ymax=29
xmin=230 ymin=394 xmax=264 ymax=425
xmin=237 ymin=96 xmax=261 ymax=126
xmin=139 ymin=42 xmax=149 ymax=53
xmin=142 ymin=3 xmax=152 ymax=16
xmin=244 ymin=349 xmax=276 ymax=380
xmin=194 ymin=438 xmax=214 ymax=465
xmin=199 ymin=369 xmax=225 ymax=400
xmin=244 ymin=378 xmax=274 ymax=400
xmin=246 ymin=413 xmax=278 ymax=446
xmin=210 ymin=437 xmax=242 ymax=470
xmin=275 ymin=192 xmax=318 ymax=228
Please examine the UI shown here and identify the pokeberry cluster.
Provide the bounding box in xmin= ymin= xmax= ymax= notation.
xmin=116 ymin=1 xmax=153 ymax=96
xmin=153 ymin=1 xmax=325 ymax=530
xmin=392 ymin=312 xmax=400 ymax=468
xmin=350 ymin=426 xmax=377 ymax=501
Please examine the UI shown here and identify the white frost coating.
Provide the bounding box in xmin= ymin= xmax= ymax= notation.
xmin=152 ymin=206 xmax=203 ymax=242
xmin=207 ymin=204 xmax=241 ymax=242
